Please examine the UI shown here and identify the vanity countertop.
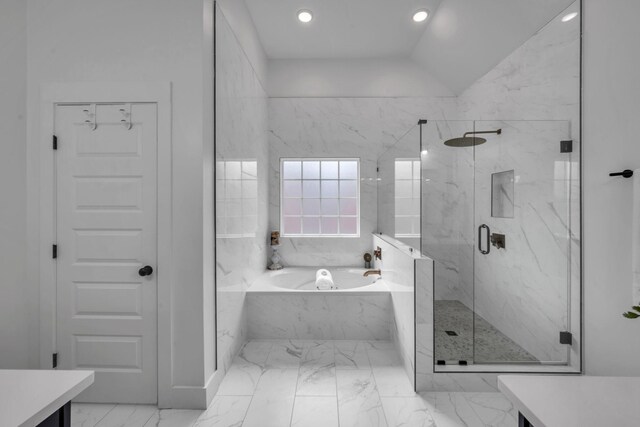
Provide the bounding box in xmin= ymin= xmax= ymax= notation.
xmin=0 ymin=369 xmax=94 ymax=427
xmin=498 ymin=375 xmax=640 ymax=427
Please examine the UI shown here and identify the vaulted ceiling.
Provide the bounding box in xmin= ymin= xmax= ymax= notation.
xmin=244 ymin=0 xmax=578 ymax=94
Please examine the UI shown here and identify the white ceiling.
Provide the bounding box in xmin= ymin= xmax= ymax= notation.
xmin=412 ymin=0 xmax=579 ymax=93
xmin=244 ymin=0 xmax=443 ymax=59
xmin=245 ymin=0 xmax=578 ymax=93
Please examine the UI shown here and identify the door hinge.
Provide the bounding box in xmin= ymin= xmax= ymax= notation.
xmin=559 ymin=331 xmax=573 ymax=345
xmin=52 ymin=353 xmax=58 ymax=368
xmin=560 ymin=140 xmax=573 ymax=153
xmin=52 ymin=244 xmax=57 ymax=259
xmin=53 ymin=135 xmax=58 ymax=150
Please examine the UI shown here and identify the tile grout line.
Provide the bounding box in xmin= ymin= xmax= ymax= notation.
xmin=365 ymin=343 xmax=393 ymax=427
xmin=287 ymin=340 xmax=304 ymax=427
xmin=333 ymin=341 xmax=341 ymax=427
xmin=92 ymin=403 xmax=119 ymax=427
xmin=237 ymin=340 xmax=263 ymax=427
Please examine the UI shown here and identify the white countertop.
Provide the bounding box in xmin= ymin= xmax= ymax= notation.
xmin=0 ymin=369 xmax=94 ymax=427
xmin=498 ymin=375 xmax=640 ymax=427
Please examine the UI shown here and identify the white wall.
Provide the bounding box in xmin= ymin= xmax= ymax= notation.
xmin=268 ymin=59 xmax=454 ymax=98
xmin=0 ymin=0 xmax=30 ymax=369
xmin=583 ymin=0 xmax=640 ymax=376
xmin=215 ymin=3 xmax=269 ymax=375
xmin=26 ymin=0 xmax=214 ymax=408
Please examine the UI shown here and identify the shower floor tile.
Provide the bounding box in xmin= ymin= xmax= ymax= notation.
xmin=434 ymin=300 xmax=538 ymax=364
xmin=71 ymin=339 xmax=517 ymax=427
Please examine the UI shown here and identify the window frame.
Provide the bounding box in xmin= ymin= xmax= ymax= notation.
xmin=280 ymin=157 xmax=361 ymax=238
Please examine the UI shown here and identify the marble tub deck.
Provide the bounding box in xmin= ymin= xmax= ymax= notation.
xmin=435 ymin=300 xmax=538 ymax=364
xmin=71 ymin=339 xmax=517 ymax=427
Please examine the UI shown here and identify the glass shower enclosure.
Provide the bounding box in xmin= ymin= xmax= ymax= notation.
xmin=421 ymin=120 xmax=580 ymax=369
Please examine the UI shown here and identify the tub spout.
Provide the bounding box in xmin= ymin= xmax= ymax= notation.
xmin=363 ymin=269 xmax=381 ymax=277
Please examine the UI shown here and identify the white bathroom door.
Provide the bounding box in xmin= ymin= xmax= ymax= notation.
xmin=55 ymin=103 xmax=158 ymax=404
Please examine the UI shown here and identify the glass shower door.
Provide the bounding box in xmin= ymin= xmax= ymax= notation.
xmin=421 ymin=120 xmax=477 ymax=365
xmin=424 ymin=120 xmax=577 ymax=367
xmin=472 ymin=120 xmax=574 ymax=365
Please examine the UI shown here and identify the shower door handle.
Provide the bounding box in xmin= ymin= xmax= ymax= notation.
xmin=478 ymin=224 xmax=490 ymax=255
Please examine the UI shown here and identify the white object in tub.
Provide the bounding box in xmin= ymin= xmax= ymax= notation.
xmin=315 ymin=268 xmax=334 ymax=289
xmin=249 ymin=267 xmax=384 ymax=293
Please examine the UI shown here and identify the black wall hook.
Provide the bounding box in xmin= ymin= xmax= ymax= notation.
xmin=609 ymin=170 xmax=634 ymax=178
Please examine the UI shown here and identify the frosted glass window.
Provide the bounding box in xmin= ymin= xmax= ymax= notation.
xmin=303 ymin=161 xmax=320 ymax=179
xmin=283 ymin=199 xmax=302 ymax=215
xmin=394 ymin=159 xmax=421 ymax=238
xmin=281 ymin=158 xmax=360 ymax=236
xmin=283 ymin=161 xmax=302 ymax=179
xmin=303 ymin=198 xmax=321 ymax=215
xmin=340 ymin=181 xmax=357 ymax=198
xmin=216 ymin=160 xmax=258 ymax=238
xmin=303 ymin=181 xmax=320 ymax=198
xmin=321 ymin=181 xmax=339 ymax=198
xmin=340 ymin=161 xmax=358 ymax=180
xmin=321 ymin=161 xmax=339 ymax=179
xmin=283 ymin=180 xmax=302 ymax=198
xmin=321 ymin=199 xmax=339 ymax=215
xmin=303 ymin=217 xmax=321 ymax=234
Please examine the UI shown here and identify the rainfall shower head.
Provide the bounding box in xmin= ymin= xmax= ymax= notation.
xmin=444 ymin=129 xmax=502 ymax=147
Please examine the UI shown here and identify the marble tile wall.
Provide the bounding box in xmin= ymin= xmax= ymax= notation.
xmin=267 ymin=97 xmax=456 ymax=267
xmin=216 ymin=6 xmax=269 ymax=374
xmin=415 ymin=2 xmax=581 ymax=387
xmin=421 ymin=120 xmax=476 ymax=310
xmin=372 ymin=234 xmax=419 ymax=390
xmin=246 ymin=293 xmax=392 ymax=340
xmin=449 ymin=2 xmax=581 ymax=364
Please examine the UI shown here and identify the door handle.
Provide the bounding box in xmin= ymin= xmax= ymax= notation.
xmin=478 ymin=224 xmax=490 ymax=255
xmin=139 ymin=265 xmax=154 ymax=277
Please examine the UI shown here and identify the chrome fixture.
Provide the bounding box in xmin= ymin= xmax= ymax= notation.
xmin=363 ymin=269 xmax=381 ymax=277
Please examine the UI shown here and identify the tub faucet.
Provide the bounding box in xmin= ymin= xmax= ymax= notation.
xmin=363 ymin=269 xmax=381 ymax=277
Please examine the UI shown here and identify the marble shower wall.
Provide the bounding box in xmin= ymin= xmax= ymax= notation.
xmin=372 ymin=234 xmax=419 ymax=389
xmin=451 ymin=1 xmax=581 ymax=364
xmin=268 ymin=97 xmax=456 ymax=267
xmin=472 ymin=120 xmax=573 ymax=363
xmin=414 ymin=2 xmax=581 ymax=388
xmin=421 ymin=121 xmax=476 ymax=310
xmin=216 ymin=7 xmax=269 ymax=373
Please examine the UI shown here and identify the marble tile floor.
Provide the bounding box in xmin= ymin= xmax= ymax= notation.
xmin=435 ymin=300 xmax=538 ymax=364
xmin=71 ymin=339 xmax=517 ymax=427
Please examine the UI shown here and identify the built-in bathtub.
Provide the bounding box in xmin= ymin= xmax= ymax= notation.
xmin=246 ymin=267 xmax=392 ymax=340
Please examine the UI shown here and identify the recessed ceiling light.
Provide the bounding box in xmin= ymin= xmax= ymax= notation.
xmin=562 ymin=12 xmax=578 ymax=22
xmin=413 ymin=9 xmax=429 ymax=23
xmin=298 ymin=10 xmax=313 ymax=23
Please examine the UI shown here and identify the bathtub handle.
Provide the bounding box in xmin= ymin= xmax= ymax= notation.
xmin=478 ymin=224 xmax=490 ymax=255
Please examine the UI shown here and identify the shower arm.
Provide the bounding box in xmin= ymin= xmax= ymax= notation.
xmin=463 ymin=129 xmax=502 ymax=138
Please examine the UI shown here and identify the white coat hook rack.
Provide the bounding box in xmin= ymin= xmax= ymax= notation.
xmin=83 ymin=104 xmax=97 ymax=130
xmin=119 ymin=103 xmax=132 ymax=130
